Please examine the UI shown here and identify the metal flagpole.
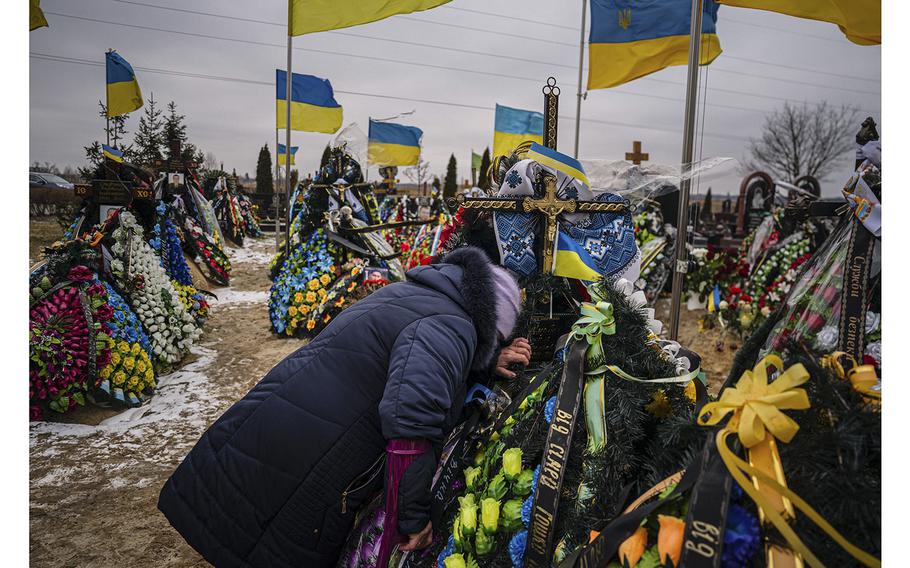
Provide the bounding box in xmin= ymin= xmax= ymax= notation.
xmin=284 ymin=15 xmax=293 ymax=257
xmin=275 ymin=128 xmax=281 ymax=251
xmin=105 ymin=49 xmax=112 ymax=147
xmin=573 ymin=0 xmax=587 ymax=158
xmin=668 ymin=0 xmax=705 ymax=340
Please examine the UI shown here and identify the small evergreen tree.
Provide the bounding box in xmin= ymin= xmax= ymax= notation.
xmin=256 ymin=144 xmax=274 ymax=194
xmin=443 ymin=154 xmax=458 ymax=199
xmin=132 ymin=93 xmax=163 ymax=168
xmin=163 ymin=101 xmax=187 ymax=152
xmin=478 ymin=147 xmax=491 ymax=190
xmin=432 ymin=176 xmax=441 ymax=195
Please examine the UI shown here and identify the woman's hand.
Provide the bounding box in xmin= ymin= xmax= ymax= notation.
xmin=400 ymin=521 xmax=433 ymax=551
xmin=494 ymin=337 xmax=532 ymax=378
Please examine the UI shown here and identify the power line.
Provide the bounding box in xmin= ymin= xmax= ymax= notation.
xmin=45 ymin=11 xmax=879 ymax=116
xmin=109 ymin=0 xmax=879 ymax=83
xmin=30 ymin=52 xmax=754 ymax=143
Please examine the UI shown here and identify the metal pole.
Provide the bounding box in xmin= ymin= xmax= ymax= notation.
xmin=573 ymin=0 xmax=587 ymax=158
xmin=284 ymin=32 xmax=293 ymax=257
xmin=105 ymin=49 xmax=111 ymax=147
xmin=668 ymin=0 xmax=705 ymax=340
xmin=275 ymin=129 xmax=281 ymax=251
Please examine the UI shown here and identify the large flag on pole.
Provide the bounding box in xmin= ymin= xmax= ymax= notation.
xmin=368 ymin=120 xmax=422 ymax=166
xmin=276 ymin=70 xmax=343 ymax=133
xmin=30 ymin=0 xmax=48 ymax=30
xmin=106 ymin=51 xmax=143 ymax=117
xmin=587 ymin=0 xmax=722 ymax=90
xmin=715 ymin=0 xmax=879 ymax=45
xmin=277 ymin=143 xmax=298 ymax=166
xmin=493 ymin=104 xmax=543 ymax=158
xmin=289 ymin=0 xmax=451 ymax=36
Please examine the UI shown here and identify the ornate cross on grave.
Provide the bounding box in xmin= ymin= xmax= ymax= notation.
xmin=625 ymin=140 xmax=649 ymax=165
xmin=455 ymin=77 xmax=627 ymax=273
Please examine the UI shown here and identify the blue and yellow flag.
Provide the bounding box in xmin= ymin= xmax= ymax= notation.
xmin=716 ymin=0 xmax=879 ymax=45
xmin=101 ymin=144 xmax=124 ymax=163
xmin=276 ymin=70 xmax=343 ymax=133
xmin=30 ymin=0 xmax=48 ymax=31
xmin=493 ymin=104 xmax=543 ymax=158
xmin=277 ymin=143 xmax=298 ymax=166
xmin=106 ymin=51 xmax=143 ymax=117
xmin=553 ymin=229 xmax=602 ymax=281
xmin=707 ymin=284 xmax=721 ymax=312
xmin=527 ymin=143 xmax=589 ymax=186
xmin=290 ymin=0 xmax=450 ymax=36
xmin=588 ymin=0 xmax=722 ymax=89
xmin=368 ymin=120 xmax=422 ymax=166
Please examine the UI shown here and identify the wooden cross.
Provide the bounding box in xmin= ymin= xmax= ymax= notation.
xmin=625 ymin=140 xmax=649 ymax=165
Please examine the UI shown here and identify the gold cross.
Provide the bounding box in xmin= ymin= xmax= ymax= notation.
xmin=522 ymin=173 xmax=574 ymax=271
xmin=625 ymin=140 xmax=650 ymax=165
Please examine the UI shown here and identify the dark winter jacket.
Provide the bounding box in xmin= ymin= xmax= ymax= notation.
xmin=158 ymin=247 xmax=500 ymax=568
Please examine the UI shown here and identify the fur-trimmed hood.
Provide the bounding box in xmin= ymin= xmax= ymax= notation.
xmin=407 ymin=246 xmax=501 ymax=370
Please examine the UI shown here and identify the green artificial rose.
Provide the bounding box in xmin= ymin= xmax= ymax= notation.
xmin=475 ymin=529 xmax=494 ymax=557
xmin=459 ymin=495 xmax=478 ymax=537
xmin=513 ymin=469 xmax=535 ymax=497
xmin=502 ymin=448 xmax=523 ymax=481
xmin=464 ymin=466 xmax=481 ymax=492
xmin=444 ymin=553 xmax=467 ymax=568
xmin=453 ymin=516 xmax=464 ymax=551
xmin=501 ymin=499 xmax=524 ymax=532
xmin=485 ymin=472 xmax=509 ymax=501
xmin=480 ymin=498 xmax=500 ymax=534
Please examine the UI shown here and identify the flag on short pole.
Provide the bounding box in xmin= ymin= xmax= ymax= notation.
xmin=715 ymin=0 xmax=879 ymax=45
xmin=101 ymin=144 xmax=125 ymax=163
xmin=493 ymin=104 xmax=543 ymax=158
xmin=289 ymin=0 xmax=451 ymax=36
xmin=276 ymin=70 xmax=343 ymax=133
xmin=277 ymin=143 xmax=299 ymax=166
xmin=707 ymin=284 xmax=721 ymax=313
xmin=106 ymin=51 xmax=144 ymax=117
xmin=30 ymin=0 xmax=48 ymax=30
xmin=527 ymin=142 xmax=590 ymax=187
xmin=368 ymin=119 xmax=422 ymax=166
xmin=587 ymin=0 xmax=722 ymax=89
xmin=553 ymin=228 xmax=603 ymax=281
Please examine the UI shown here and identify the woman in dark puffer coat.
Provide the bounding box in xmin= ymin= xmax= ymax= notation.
xmin=158 ymin=247 xmax=530 ymax=567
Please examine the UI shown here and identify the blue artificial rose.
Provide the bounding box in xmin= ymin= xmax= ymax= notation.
xmin=509 ymin=530 xmax=528 ymax=568
xmin=721 ymin=503 xmax=760 ymax=567
xmin=544 ymin=396 xmax=557 ymax=424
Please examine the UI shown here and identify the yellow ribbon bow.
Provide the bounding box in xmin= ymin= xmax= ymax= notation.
xmin=571 ymin=301 xmax=616 ymax=366
xmin=820 ymin=351 xmax=881 ymax=401
xmin=697 ymin=355 xmax=810 ymax=448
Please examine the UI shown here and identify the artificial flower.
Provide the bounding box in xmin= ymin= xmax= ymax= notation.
xmin=503 ymin=448 xmax=523 ymax=481
xmin=618 ymin=527 xmax=647 ymax=568
xmin=480 ymin=498 xmax=500 ymax=534
xmin=459 ymin=494 xmax=478 ymax=537
xmin=444 ymin=553 xmax=466 ymax=568
xmin=501 ymin=499 xmax=523 ymax=532
xmin=657 ymin=515 xmax=685 ymax=567
xmin=513 ymin=469 xmax=535 ymax=497
xmin=464 ymin=466 xmax=480 ymax=492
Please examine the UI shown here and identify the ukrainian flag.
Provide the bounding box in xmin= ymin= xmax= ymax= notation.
xmin=106 ymin=51 xmax=143 ymax=117
xmin=588 ymin=0 xmax=722 ymax=90
xmin=289 ymin=0 xmax=450 ymax=36
xmin=277 ymin=143 xmax=298 ymax=166
xmin=276 ymin=70 xmax=343 ymax=133
xmin=527 ymin=142 xmax=589 ymax=187
xmin=493 ymin=104 xmax=543 ymax=158
xmin=715 ymin=0 xmax=879 ymax=45
xmin=101 ymin=144 xmax=124 ymax=163
xmin=368 ymin=120 xmax=422 ymax=166
xmin=707 ymin=284 xmax=721 ymax=312
xmin=553 ymin=229 xmax=602 ymax=281
xmin=30 ymin=0 xmax=48 ymax=31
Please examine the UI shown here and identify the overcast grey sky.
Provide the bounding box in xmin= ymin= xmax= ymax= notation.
xmin=29 ymin=0 xmax=880 ymax=197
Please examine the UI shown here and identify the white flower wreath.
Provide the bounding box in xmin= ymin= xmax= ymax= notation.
xmin=110 ymin=212 xmax=202 ymax=364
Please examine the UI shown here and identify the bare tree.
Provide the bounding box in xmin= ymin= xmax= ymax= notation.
xmin=403 ymin=156 xmax=431 ymax=194
xmin=746 ymin=101 xmax=859 ymax=182
xmin=203 ymin=151 xmax=219 ymax=171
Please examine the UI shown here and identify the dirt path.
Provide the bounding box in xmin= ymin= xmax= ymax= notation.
xmin=29 ymin=238 xmax=306 ymax=568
